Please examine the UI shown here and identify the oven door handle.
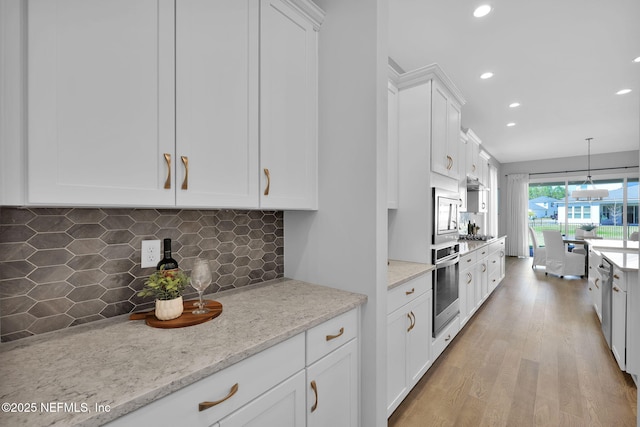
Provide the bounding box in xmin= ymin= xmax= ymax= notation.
xmin=436 ymin=255 xmax=460 ymax=268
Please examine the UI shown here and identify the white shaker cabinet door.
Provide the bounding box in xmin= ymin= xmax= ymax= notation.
xmin=27 ymin=0 xmax=176 ymax=207
xmin=219 ymin=371 xmax=306 ymax=427
xmin=387 ymin=304 xmax=409 ymax=415
xmin=175 ymin=0 xmax=260 ymax=208
xmin=260 ymin=0 xmax=318 ymax=210
xmin=306 ymin=339 xmax=358 ymax=427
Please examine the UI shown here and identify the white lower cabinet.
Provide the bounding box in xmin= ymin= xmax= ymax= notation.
xmin=386 ymin=275 xmax=432 ymax=416
xmin=219 ymin=371 xmax=306 ymax=427
xmin=306 ymin=339 xmax=358 ymax=427
xmin=107 ymin=308 xmax=360 ymax=427
xmin=612 ymin=267 xmax=627 ymax=371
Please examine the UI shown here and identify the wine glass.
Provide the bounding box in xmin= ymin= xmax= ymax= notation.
xmin=190 ymin=259 xmax=212 ymax=314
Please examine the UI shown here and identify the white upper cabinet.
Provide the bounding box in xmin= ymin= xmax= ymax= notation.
xmin=27 ymin=0 xmax=176 ymax=207
xmin=8 ymin=0 xmax=323 ymax=209
xmin=259 ymin=0 xmax=321 ymax=210
xmin=431 ymin=78 xmax=463 ymax=180
xmin=175 ymin=0 xmax=260 ymax=208
xmin=465 ymin=129 xmax=481 ymax=180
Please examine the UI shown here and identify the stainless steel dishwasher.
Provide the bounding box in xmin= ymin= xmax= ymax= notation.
xmin=598 ymin=258 xmax=613 ymax=348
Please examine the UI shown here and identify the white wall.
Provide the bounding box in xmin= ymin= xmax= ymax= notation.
xmin=284 ymin=1 xmax=388 ymax=426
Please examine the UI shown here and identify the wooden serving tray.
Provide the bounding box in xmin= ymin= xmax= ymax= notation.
xmin=129 ymin=299 xmax=223 ymax=329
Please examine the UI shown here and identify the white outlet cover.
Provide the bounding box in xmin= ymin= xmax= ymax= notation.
xmin=141 ymin=240 xmax=161 ymax=268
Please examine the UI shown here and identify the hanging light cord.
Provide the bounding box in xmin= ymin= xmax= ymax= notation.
xmin=586 ymin=137 xmax=593 ymax=183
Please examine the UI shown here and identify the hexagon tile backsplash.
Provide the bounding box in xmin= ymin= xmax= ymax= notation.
xmin=0 ymin=207 xmax=284 ymax=342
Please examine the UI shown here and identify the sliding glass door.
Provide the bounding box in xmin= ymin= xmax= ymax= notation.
xmin=529 ymin=177 xmax=638 ymax=245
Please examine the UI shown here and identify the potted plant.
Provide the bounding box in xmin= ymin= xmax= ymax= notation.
xmin=138 ymin=267 xmax=190 ymax=320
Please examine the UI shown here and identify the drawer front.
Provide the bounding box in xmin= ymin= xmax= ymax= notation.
xmin=106 ymin=333 xmax=305 ymax=427
xmin=460 ymin=251 xmax=478 ymax=268
xmin=490 ymin=238 xmax=505 ymax=254
xmin=488 ymin=252 xmax=500 ymax=275
xmin=388 ymin=274 xmax=430 ymax=314
xmin=476 ymin=245 xmax=490 ymax=259
xmin=613 ymin=267 xmax=626 ymax=291
xmin=431 ymin=316 xmax=460 ymax=361
xmin=306 ymin=309 xmax=358 ymax=365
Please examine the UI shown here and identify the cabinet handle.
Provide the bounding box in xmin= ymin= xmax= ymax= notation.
xmin=595 ymin=278 xmax=600 ymax=288
xmin=310 ymin=380 xmax=319 ymax=412
xmin=263 ymin=168 xmax=271 ymax=196
xmin=613 ymin=286 xmax=620 ymax=293
xmin=405 ymin=288 xmax=415 ymax=295
xmin=481 ymin=264 xmax=487 ymax=272
xmin=472 ymin=164 xmax=476 ymax=172
xmin=198 ymin=383 xmax=239 ymax=411
xmin=466 ymin=258 xmax=472 ymax=263
xmin=467 ymin=272 xmax=472 ymax=284
xmin=614 ymin=274 xmax=620 ymax=280
xmin=163 ymin=153 xmax=171 ymax=189
xmin=500 ymin=252 xmax=504 ymax=257
xmin=446 ymin=155 xmax=453 ymax=170
xmin=181 ymin=156 xmax=189 ymax=190
xmin=445 ymin=334 xmax=451 ymax=342
xmin=407 ymin=312 xmax=416 ymax=332
xmin=481 ymin=251 xmax=486 ymax=255
xmin=589 ymin=287 xmax=592 ymax=291
xmin=326 ymin=327 xmax=344 ymax=341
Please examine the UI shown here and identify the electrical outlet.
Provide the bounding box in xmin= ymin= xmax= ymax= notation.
xmin=141 ymin=240 xmax=161 ymax=268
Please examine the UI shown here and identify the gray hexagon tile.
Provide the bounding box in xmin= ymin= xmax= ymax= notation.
xmin=0 ymin=207 xmax=283 ymax=342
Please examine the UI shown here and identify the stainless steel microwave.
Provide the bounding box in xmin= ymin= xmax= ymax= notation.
xmin=433 ymin=188 xmax=460 ymax=244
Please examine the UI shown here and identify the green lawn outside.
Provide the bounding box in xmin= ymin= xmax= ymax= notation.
xmin=529 ymin=222 xmax=638 ymax=246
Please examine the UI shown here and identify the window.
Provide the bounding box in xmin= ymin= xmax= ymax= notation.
xmin=529 ymin=176 xmax=638 ymax=244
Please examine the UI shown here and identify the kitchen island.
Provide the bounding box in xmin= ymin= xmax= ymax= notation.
xmin=0 ymin=279 xmax=366 ymax=426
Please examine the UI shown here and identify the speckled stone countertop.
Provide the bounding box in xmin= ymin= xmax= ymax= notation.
xmin=458 ymin=236 xmax=506 ymax=255
xmin=388 ymin=260 xmax=434 ymax=290
xmin=0 ymin=279 xmax=367 ymax=427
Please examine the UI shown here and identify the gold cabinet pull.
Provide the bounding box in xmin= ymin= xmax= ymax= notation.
xmin=595 ymin=278 xmax=600 ymax=288
xmin=181 ymin=156 xmax=189 ymax=190
xmin=407 ymin=312 xmax=416 ymax=332
xmin=613 ymin=274 xmax=620 ymax=280
xmin=326 ymin=327 xmax=344 ymax=341
xmin=467 ymin=272 xmax=472 ymax=284
xmin=446 ymin=155 xmax=453 ymax=170
xmin=405 ymin=288 xmax=415 ymax=295
xmin=163 ymin=153 xmax=171 ymax=189
xmin=198 ymin=383 xmax=239 ymax=411
xmin=481 ymin=264 xmax=487 ymax=272
xmin=472 ymin=164 xmax=476 ymax=172
xmin=263 ymin=168 xmax=271 ymax=195
xmin=613 ymin=286 xmax=620 ymax=293
xmin=310 ymin=380 xmax=318 ymax=412
xmin=444 ymin=334 xmax=451 ymax=342
xmin=467 ymin=258 xmax=472 ymax=263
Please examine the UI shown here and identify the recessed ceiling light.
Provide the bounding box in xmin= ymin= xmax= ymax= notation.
xmin=509 ymin=102 xmax=521 ymax=108
xmin=616 ymin=89 xmax=632 ymax=95
xmin=473 ymin=5 xmax=492 ymax=18
xmin=480 ymin=72 xmax=494 ymax=80
xmin=506 ymin=122 xmax=516 ymax=127
xmin=633 ymin=57 xmax=640 ymax=63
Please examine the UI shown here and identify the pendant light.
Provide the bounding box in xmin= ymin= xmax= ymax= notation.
xmin=571 ymin=138 xmax=609 ymax=201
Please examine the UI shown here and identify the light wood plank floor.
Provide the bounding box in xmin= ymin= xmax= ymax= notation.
xmin=389 ymin=257 xmax=637 ymax=427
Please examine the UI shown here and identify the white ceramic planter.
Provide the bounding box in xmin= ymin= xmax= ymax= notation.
xmin=155 ymin=296 xmax=183 ymax=320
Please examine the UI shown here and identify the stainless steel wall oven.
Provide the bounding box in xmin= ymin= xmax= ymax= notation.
xmin=432 ymin=242 xmax=460 ymax=337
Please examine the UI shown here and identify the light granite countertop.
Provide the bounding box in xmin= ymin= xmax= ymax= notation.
xmin=0 ymin=278 xmax=366 ymax=427
xmin=458 ymin=236 xmax=506 ymax=256
xmin=387 ymin=260 xmax=434 ymax=290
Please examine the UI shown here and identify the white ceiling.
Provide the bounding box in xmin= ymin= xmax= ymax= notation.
xmin=388 ymin=0 xmax=640 ymax=164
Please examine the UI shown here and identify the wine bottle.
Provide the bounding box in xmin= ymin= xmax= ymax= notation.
xmin=157 ymin=238 xmax=178 ymax=271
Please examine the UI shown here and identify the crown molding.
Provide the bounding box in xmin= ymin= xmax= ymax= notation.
xmin=465 ymin=128 xmax=482 ymax=145
xmin=388 ymin=65 xmax=401 ymax=85
xmin=283 ymin=0 xmax=325 ymax=30
xmin=396 ymin=63 xmax=466 ymax=105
